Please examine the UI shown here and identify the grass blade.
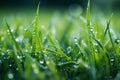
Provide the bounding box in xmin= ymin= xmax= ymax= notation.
xmin=6 ymin=21 xmax=24 ymax=74
xmin=32 ymin=3 xmax=40 ymax=52
xmin=47 ymin=34 xmax=71 ymax=61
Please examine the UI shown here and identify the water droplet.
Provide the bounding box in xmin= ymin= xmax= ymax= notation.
xmin=81 ymin=40 xmax=87 ymax=47
xmin=90 ymin=28 xmax=93 ymax=32
xmin=84 ymin=64 xmax=90 ymax=69
xmin=8 ymin=72 xmax=14 ymax=79
xmin=73 ymin=65 xmax=78 ymax=69
xmin=110 ymin=59 xmax=114 ymax=62
xmin=25 ymin=49 xmax=28 ymax=52
xmin=20 ymin=59 xmax=23 ymax=62
xmin=90 ymin=27 xmax=94 ymax=34
xmin=74 ymin=37 xmax=78 ymax=45
xmin=67 ymin=46 xmax=72 ymax=54
xmin=15 ymin=36 xmax=23 ymax=43
xmin=11 ymin=28 xmax=14 ymax=32
xmin=74 ymin=38 xmax=78 ymax=42
xmin=17 ymin=56 xmax=20 ymax=59
xmin=40 ymin=60 xmax=44 ymax=64
xmin=115 ymin=39 xmax=120 ymax=44
xmin=43 ymin=49 xmax=46 ymax=53
xmin=7 ymin=50 xmax=10 ymax=52
xmin=95 ymin=49 xmax=98 ymax=53
xmin=30 ymin=46 xmax=33 ymax=49
xmin=9 ymin=64 xmax=12 ymax=67
xmin=17 ymin=55 xmax=22 ymax=59
xmin=16 ymin=68 xmax=19 ymax=71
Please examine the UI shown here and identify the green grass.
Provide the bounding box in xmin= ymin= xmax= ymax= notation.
xmin=0 ymin=0 xmax=120 ymax=80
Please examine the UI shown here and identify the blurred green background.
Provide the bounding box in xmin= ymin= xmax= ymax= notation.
xmin=0 ymin=0 xmax=120 ymax=11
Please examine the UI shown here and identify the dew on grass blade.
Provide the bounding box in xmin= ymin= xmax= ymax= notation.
xmin=115 ymin=39 xmax=120 ymax=44
xmin=9 ymin=64 xmax=12 ymax=67
xmin=81 ymin=40 xmax=87 ymax=47
xmin=25 ymin=49 xmax=28 ymax=52
xmin=40 ymin=60 xmax=44 ymax=64
xmin=15 ymin=36 xmax=23 ymax=43
xmin=74 ymin=37 xmax=78 ymax=45
xmin=8 ymin=72 xmax=14 ymax=79
xmin=67 ymin=46 xmax=72 ymax=54
xmin=16 ymin=68 xmax=19 ymax=71
xmin=84 ymin=63 xmax=90 ymax=69
xmin=110 ymin=58 xmax=114 ymax=62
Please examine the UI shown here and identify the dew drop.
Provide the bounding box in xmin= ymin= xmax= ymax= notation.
xmin=67 ymin=46 xmax=72 ymax=54
xmin=115 ymin=39 xmax=120 ymax=44
xmin=84 ymin=64 xmax=90 ymax=69
xmin=90 ymin=28 xmax=93 ymax=32
xmin=9 ymin=64 xmax=12 ymax=67
xmin=20 ymin=59 xmax=23 ymax=62
xmin=8 ymin=72 xmax=14 ymax=79
xmin=17 ymin=56 xmax=20 ymax=59
xmin=40 ymin=60 xmax=44 ymax=64
xmin=11 ymin=28 xmax=14 ymax=32
xmin=25 ymin=49 xmax=28 ymax=52
xmin=110 ymin=59 xmax=114 ymax=62
xmin=81 ymin=40 xmax=87 ymax=47
xmin=16 ymin=68 xmax=19 ymax=71
xmin=74 ymin=37 xmax=78 ymax=45
xmin=73 ymin=65 xmax=78 ymax=69
xmin=15 ymin=36 xmax=23 ymax=43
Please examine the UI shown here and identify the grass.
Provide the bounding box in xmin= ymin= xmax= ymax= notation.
xmin=0 ymin=0 xmax=120 ymax=80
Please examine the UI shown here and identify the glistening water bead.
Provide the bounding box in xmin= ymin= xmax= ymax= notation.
xmin=67 ymin=46 xmax=72 ymax=54
xmin=115 ymin=39 xmax=120 ymax=44
xmin=8 ymin=72 xmax=14 ymax=79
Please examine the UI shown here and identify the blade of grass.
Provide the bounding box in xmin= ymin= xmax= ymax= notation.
xmin=86 ymin=0 xmax=96 ymax=80
xmin=6 ymin=21 xmax=23 ymax=55
xmin=6 ymin=21 xmax=24 ymax=74
xmin=32 ymin=2 xmax=40 ymax=52
xmin=107 ymin=13 xmax=116 ymax=53
xmin=47 ymin=34 xmax=71 ymax=61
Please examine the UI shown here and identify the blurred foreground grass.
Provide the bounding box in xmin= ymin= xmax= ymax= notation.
xmin=0 ymin=1 xmax=120 ymax=80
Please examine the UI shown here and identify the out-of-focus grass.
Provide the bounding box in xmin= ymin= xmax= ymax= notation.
xmin=0 ymin=1 xmax=120 ymax=80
